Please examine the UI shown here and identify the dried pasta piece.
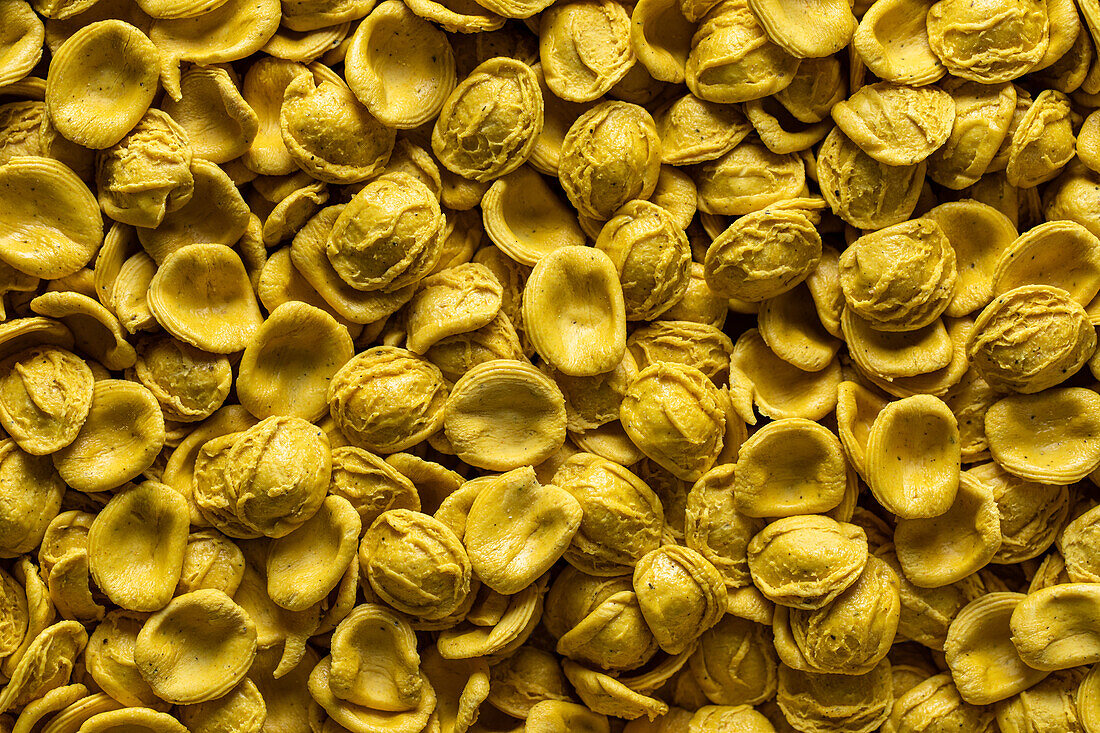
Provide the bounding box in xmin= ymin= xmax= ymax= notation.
xmin=864 ymin=395 xmax=960 ymax=519
xmin=444 ymin=359 xmax=566 ymax=471
xmin=944 ymin=592 xmax=1048 ymax=704
xmin=465 ymin=466 xmax=581 ymax=594
xmin=45 ymin=20 xmax=158 ymax=148
xmin=87 ymin=482 xmax=189 ymax=612
xmin=134 ymin=589 xmax=257 ymax=704
xmin=894 ymin=473 xmax=1002 ymax=588
xmin=0 ymin=156 xmax=102 ymax=279
xmin=344 ymin=0 xmax=455 ymax=129
xmin=51 ymin=379 xmax=164 ymax=493
xmin=522 ymin=245 xmax=626 ymax=377
xmin=147 ymin=244 xmax=264 ymax=354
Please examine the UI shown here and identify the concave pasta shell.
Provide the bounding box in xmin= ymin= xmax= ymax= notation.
xmin=84 ymin=610 xmax=168 ymax=709
xmin=267 ymin=495 xmax=360 ymax=612
xmin=109 ymin=252 xmax=158 ymax=334
xmin=48 ymin=546 xmax=106 ymax=623
xmin=327 ymin=602 xmax=422 ymax=710
xmin=465 ymin=467 xmax=579 ymax=595
xmin=344 ymin=0 xmax=456 ymax=129
xmin=521 ymin=246 xmax=626 ymax=377
xmin=237 ymin=301 xmax=353 ymax=422
xmin=733 ymin=418 xmax=847 ymax=518
xmin=431 ymin=57 xmax=543 ymax=183
xmin=87 ymin=481 xmax=189 ymax=612
xmin=328 ymin=347 xmax=447 ymax=455
xmin=684 ymin=0 xmax=800 ymax=105
xmin=992 ymin=220 xmax=1100 ymax=306
xmin=308 ymin=654 xmax=436 ymax=733
xmin=444 ymin=360 xmax=567 ymax=471
xmin=865 ymin=394 xmax=960 ymax=519
xmin=842 ymin=309 xmax=953 ymax=380
xmin=0 ymin=619 xmax=88 ymax=713
xmin=260 ymin=180 xmax=328 ymax=247
xmin=133 ymin=333 xmax=233 ymax=424
xmin=857 ymin=316 xmax=973 ymax=400
xmin=944 ymin=592 xmax=1048 ymax=705
xmin=136 ymin=159 xmax=250 ymax=265
xmin=161 ymin=65 xmax=259 ymax=165
xmin=654 ymin=93 xmax=752 ymax=166
xmin=241 ymin=57 xmax=309 ymax=177
xmin=0 ymin=0 xmax=44 ymax=88
xmin=633 ymin=544 xmax=726 ymax=655
xmin=404 ymin=263 xmax=503 ymax=354
xmin=149 ymin=0 xmax=281 ymax=100
xmin=830 ymin=82 xmax=954 ymax=167
xmin=626 ymin=320 xmax=730 ymax=384
xmin=93 ymin=222 xmax=139 ymax=310
xmin=176 ymin=529 xmax=247 ymax=597
xmin=0 ymin=440 xmax=66 ymax=557
xmin=630 ymin=0 xmax=693 ymax=84
xmin=147 ymin=243 xmax=264 ymax=354
xmin=51 ymin=379 xmax=165 ymax=492
xmin=571 ymin=420 xmax=646 ymax=468
xmin=279 ymin=74 xmax=395 ymax=184
xmin=481 ymin=166 xmax=586 ymax=267
xmin=757 ymin=284 xmax=841 ymax=372
xmin=539 ymin=0 xmax=636 ymax=103
xmin=835 ymin=380 xmax=887 ymax=480
xmin=325 ymin=172 xmax=443 ymax=293
xmin=800 ymin=244 xmax=840 ymax=338
xmin=135 ymin=589 xmax=257 ymax=704
xmin=290 ymin=205 xmax=416 ymax=324
xmin=776 ymin=660 xmax=892 ymax=733
xmin=984 ymin=387 xmax=1100 ymax=484
xmin=851 ymin=0 xmax=945 ymax=85
xmin=817 ymin=127 xmax=925 ymax=230
xmin=747 ymin=514 xmax=867 ymax=610
xmin=928 ymin=79 xmax=1016 ymax=190
xmin=893 ymin=473 xmax=1001 ymax=588
xmin=29 ymin=291 xmax=136 ymax=371
xmin=1010 ymin=583 xmax=1100 ymax=671
xmin=729 ymin=328 xmax=840 ymax=421
xmin=0 ymin=156 xmax=102 ymax=279
xmin=621 ymin=362 xmax=725 ymax=482
xmin=45 ymin=20 xmax=159 ymax=149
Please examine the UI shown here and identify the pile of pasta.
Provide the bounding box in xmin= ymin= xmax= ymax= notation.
xmin=1 ymin=0 xmax=1100 ymax=730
